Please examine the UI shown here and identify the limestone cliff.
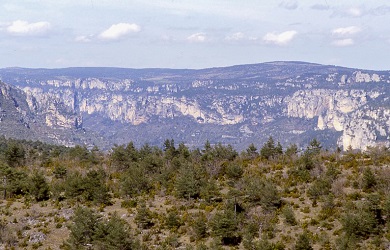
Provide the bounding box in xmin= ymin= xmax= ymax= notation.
xmin=0 ymin=62 xmax=388 ymax=150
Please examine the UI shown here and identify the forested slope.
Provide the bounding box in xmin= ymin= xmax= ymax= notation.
xmin=0 ymin=137 xmax=389 ymax=249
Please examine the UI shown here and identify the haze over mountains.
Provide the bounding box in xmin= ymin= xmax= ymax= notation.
xmin=0 ymin=61 xmax=389 ymax=151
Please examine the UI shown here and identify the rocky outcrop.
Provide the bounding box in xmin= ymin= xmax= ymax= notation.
xmin=0 ymin=80 xmax=90 ymax=146
xmin=285 ymin=88 xmax=389 ymax=149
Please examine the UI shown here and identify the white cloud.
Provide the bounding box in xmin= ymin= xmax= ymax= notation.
xmin=99 ymin=23 xmax=141 ymax=40
xmin=347 ymin=7 xmax=363 ymax=17
xmin=187 ymin=33 xmax=206 ymax=42
xmin=6 ymin=20 xmax=51 ymax=36
xmin=332 ymin=38 xmax=354 ymax=47
xmin=225 ymin=32 xmax=244 ymax=41
xmin=332 ymin=26 xmax=361 ymax=36
xmin=75 ymin=35 xmax=93 ymax=43
xmin=263 ymin=30 xmax=297 ymax=45
xmin=279 ymin=1 xmax=298 ymax=10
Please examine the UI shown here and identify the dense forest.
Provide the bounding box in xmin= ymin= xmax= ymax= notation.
xmin=0 ymin=135 xmax=390 ymax=249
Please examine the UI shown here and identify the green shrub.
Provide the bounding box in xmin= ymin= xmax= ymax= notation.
xmin=0 ymin=165 xmax=29 ymax=198
xmin=294 ymin=231 xmax=313 ymax=250
xmin=121 ymin=199 xmax=137 ymax=208
xmin=282 ymin=206 xmax=297 ymax=226
xmin=225 ymin=163 xmax=244 ymax=180
xmin=121 ymin=164 xmax=150 ymax=197
xmin=53 ymin=165 xmax=67 ymax=179
xmin=210 ymin=209 xmax=241 ymax=245
xmin=175 ymin=164 xmax=204 ymax=199
xmin=63 ymin=208 xmax=135 ymax=250
xmin=63 ymin=206 xmax=99 ymax=248
xmin=63 ymin=169 xmax=111 ymax=205
xmin=191 ymin=212 xmax=208 ymax=240
xmin=244 ymin=238 xmax=285 ymax=250
xmin=29 ymin=171 xmax=50 ymax=201
xmin=244 ymin=176 xmax=281 ymax=210
xmin=165 ymin=209 xmax=182 ymax=231
xmin=307 ymin=178 xmax=331 ymax=201
xmin=134 ymin=200 xmax=154 ymax=229
xmin=341 ymin=200 xmax=381 ymax=239
xmin=362 ymin=167 xmax=377 ymax=192
xmin=93 ymin=212 xmax=134 ymax=250
xmin=319 ymin=194 xmax=336 ymax=219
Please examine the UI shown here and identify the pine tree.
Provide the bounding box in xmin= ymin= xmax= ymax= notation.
xmin=164 ymin=139 xmax=177 ymax=160
xmin=246 ymin=143 xmax=258 ymax=158
xmin=165 ymin=209 xmax=182 ymax=231
xmin=192 ymin=212 xmax=208 ymax=240
xmin=244 ymin=177 xmax=281 ymax=210
xmin=260 ymin=137 xmax=282 ymax=160
xmin=83 ymin=169 xmax=111 ymax=205
xmin=135 ymin=200 xmax=154 ymax=229
xmin=307 ymin=139 xmax=322 ymax=155
xmin=29 ymin=171 xmax=50 ymax=201
xmin=275 ymin=142 xmax=283 ymax=156
xmin=121 ymin=165 xmax=150 ymax=197
xmin=210 ymin=209 xmax=241 ymax=245
xmin=4 ymin=143 xmax=25 ymax=167
xmin=362 ymin=167 xmax=377 ymax=192
xmin=93 ymin=213 xmax=134 ymax=250
xmin=64 ymin=207 xmax=99 ymax=249
xmin=175 ymin=165 xmax=201 ymax=199
xmin=286 ymin=144 xmax=298 ymax=157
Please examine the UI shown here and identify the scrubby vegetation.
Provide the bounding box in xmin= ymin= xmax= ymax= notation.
xmin=0 ymin=135 xmax=390 ymax=249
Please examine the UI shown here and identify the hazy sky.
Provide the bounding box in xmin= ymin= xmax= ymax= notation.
xmin=1 ymin=0 xmax=390 ymax=70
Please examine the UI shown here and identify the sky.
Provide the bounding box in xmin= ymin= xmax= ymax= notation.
xmin=0 ymin=0 xmax=390 ymax=70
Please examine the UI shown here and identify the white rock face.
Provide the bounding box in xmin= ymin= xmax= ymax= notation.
xmin=20 ymin=78 xmax=247 ymax=130
xmin=21 ymin=86 xmax=81 ymax=129
xmin=286 ymin=88 xmax=389 ymax=150
xmin=354 ymin=71 xmax=381 ymax=83
xmin=287 ymin=90 xmax=333 ymax=118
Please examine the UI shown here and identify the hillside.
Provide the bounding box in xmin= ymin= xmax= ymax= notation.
xmin=0 ymin=61 xmax=389 ymax=150
xmin=0 ymin=137 xmax=389 ymax=249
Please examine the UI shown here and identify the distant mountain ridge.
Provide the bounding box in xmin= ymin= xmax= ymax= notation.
xmin=0 ymin=61 xmax=389 ymax=150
